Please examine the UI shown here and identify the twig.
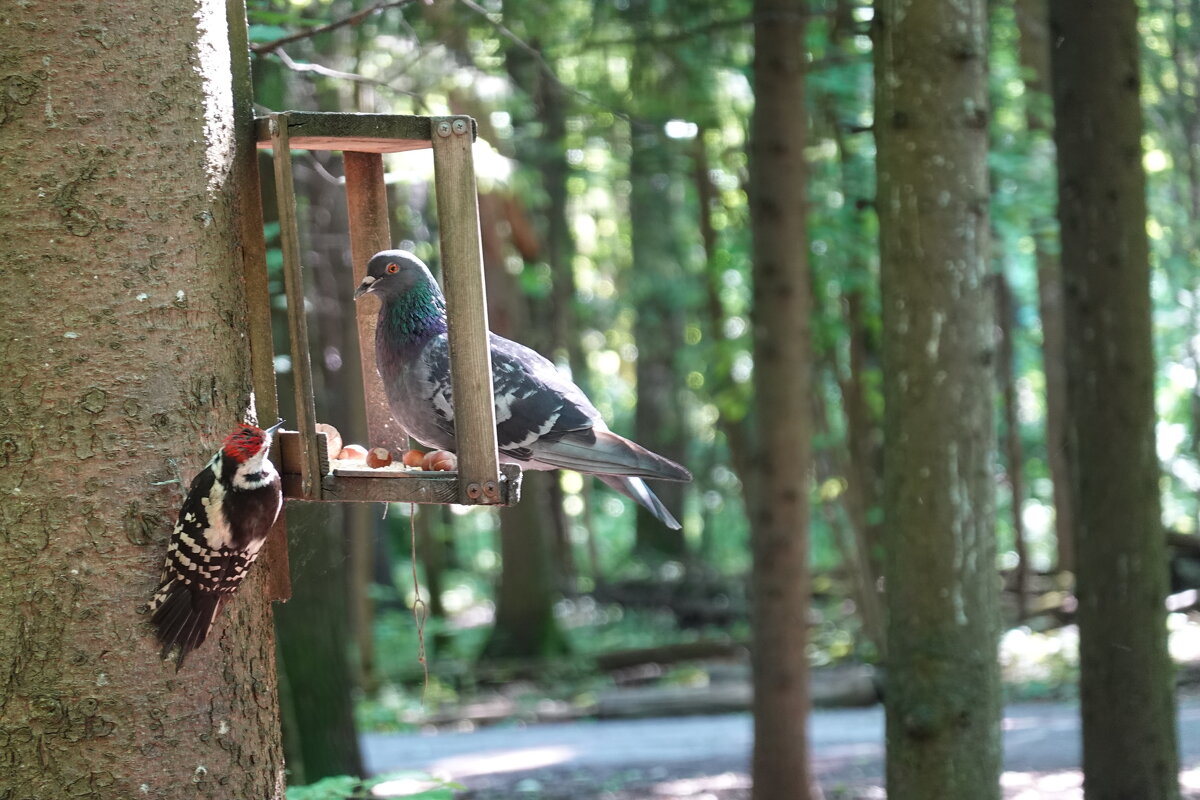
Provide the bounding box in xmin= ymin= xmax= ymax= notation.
xmin=455 ymin=0 xmax=631 ymax=122
xmin=273 ymin=47 xmax=423 ymax=104
xmin=251 ymin=0 xmax=421 ymax=55
xmin=409 ymin=504 xmax=429 ymax=700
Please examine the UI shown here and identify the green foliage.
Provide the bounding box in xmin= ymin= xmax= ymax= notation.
xmin=286 ymin=772 xmax=461 ymax=800
xmin=253 ymin=0 xmax=1200 ymax=717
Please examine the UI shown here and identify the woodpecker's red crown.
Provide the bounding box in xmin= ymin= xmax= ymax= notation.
xmin=221 ymin=421 xmax=282 ymax=463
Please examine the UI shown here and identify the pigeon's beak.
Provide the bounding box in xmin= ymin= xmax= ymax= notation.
xmin=353 ymin=276 xmax=377 ymax=300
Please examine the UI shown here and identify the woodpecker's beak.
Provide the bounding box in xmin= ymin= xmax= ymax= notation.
xmin=265 ymin=419 xmax=285 ymax=436
xmin=353 ymin=276 xmax=377 ymax=300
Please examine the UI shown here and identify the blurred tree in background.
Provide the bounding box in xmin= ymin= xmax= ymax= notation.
xmin=240 ymin=0 xmax=1199 ymax=793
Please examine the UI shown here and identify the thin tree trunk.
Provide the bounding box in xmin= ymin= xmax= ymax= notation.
xmin=273 ymin=504 xmax=364 ymax=782
xmin=837 ymin=290 xmax=886 ymax=654
xmin=748 ymin=1 xmax=819 ymax=797
xmin=1049 ymin=2 xmax=1181 ymax=796
xmin=1015 ymin=0 xmax=1075 ymax=574
xmin=874 ymin=0 xmax=1001 ymax=795
xmin=477 ymin=191 xmax=567 ymax=660
xmin=498 ymin=5 xmax=581 ymax=590
xmin=629 ymin=123 xmax=688 ymax=556
xmin=0 ymin=1 xmax=284 ymax=794
xmin=995 ymin=275 xmax=1029 ymax=619
xmin=812 ymin=384 xmax=885 ymax=652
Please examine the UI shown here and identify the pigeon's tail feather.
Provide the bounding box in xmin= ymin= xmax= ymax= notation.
xmin=532 ymin=430 xmax=692 ymax=482
xmin=597 ymin=474 xmax=683 ymax=530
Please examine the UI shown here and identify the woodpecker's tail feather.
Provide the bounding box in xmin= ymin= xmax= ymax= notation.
xmin=532 ymin=430 xmax=693 ymax=482
xmin=149 ymin=580 xmax=223 ymax=668
xmin=597 ymin=474 xmax=683 ymax=530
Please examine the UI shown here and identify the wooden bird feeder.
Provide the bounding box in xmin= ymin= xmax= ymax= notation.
xmin=250 ymin=111 xmax=521 ymax=508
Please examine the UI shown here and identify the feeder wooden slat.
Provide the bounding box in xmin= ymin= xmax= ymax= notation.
xmin=268 ymin=113 xmax=323 ymax=500
xmin=344 ymin=152 xmax=411 ymax=455
xmin=255 ymin=112 xmax=435 ymax=152
xmin=275 ymin=432 xmax=521 ymax=505
xmin=432 ymin=117 xmax=503 ymax=504
xmin=256 ymin=112 xmax=519 ymax=507
xmin=238 ymin=97 xmax=290 ymax=602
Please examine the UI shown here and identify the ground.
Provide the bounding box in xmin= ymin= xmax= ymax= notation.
xmin=362 ymin=698 xmax=1200 ymax=799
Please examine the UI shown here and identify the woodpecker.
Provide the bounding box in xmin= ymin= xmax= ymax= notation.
xmin=147 ymin=420 xmax=284 ymax=666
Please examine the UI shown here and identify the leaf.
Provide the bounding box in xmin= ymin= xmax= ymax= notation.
xmin=285 ymin=775 xmax=362 ymax=800
xmin=248 ymin=24 xmax=291 ymax=44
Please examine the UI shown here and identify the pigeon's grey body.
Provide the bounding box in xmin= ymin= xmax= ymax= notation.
xmin=355 ymin=250 xmax=692 ymax=528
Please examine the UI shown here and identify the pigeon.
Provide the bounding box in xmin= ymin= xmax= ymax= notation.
xmin=354 ymin=249 xmax=692 ymax=528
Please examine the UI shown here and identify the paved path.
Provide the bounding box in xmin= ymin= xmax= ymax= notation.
xmin=362 ymin=698 xmax=1200 ymax=798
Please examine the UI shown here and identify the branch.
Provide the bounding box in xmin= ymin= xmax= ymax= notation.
xmin=276 ymin=48 xmax=420 ymax=96
xmin=251 ymin=0 xmax=422 ymax=55
xmin=455 ymin=0 xmax=631 ymax=122
xmin=561 ymin=8 xmax=853 ymax=52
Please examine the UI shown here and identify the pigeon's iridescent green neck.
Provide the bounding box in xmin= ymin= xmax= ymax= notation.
xmin=385 ymin=281 xmax=448 ymax=344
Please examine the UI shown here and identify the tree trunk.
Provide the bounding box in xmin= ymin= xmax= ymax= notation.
xmin=483 ymin=469 xmax=570 ymax=659
xmin=498 ymin=3 xmax=583 ymax=592
xmin=274 ymin=505 xmax=363 ymax=783
xmin=477 ymin=190 xmax=567 ymax=660
xmin=1015 ymin=0 xmax=1075 ymax=574
xmin=748 ymin=1 xmax=819 ymax=798
xmin=1049 ymin=2 xmax=1181 ymax=796
xmin=995 ymin=275 xmax=1029 ymax=619
xmin=0 ymin=1 xmax=284 ymax=795
xmin=629 ymin=124 xmax=688 ymax=556
xmin=874 ymin=0 xmax=1001 ymax=796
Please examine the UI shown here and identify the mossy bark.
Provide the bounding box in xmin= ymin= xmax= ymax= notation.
xmin=1049 ymin=1 xmax=1180 ymax=797
xmin=0 ymin=1 xmax=284 ymax=796
xmin=874 ymin=0 xmax=1001 ymax=796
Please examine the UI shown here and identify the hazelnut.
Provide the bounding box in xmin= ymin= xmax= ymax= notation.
xmin=338 ymin=444 xmax=369 ymax=460
xmin=366 ymin=447 xmax=393 ymax=468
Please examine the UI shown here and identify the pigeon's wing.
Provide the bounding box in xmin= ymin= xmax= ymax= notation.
xmin=489 ymin=336 xmax=691 ymax=482
xmin=488 ymin=335 xmax=597 ymax=460
xmin=420 ymin=339 xmax=458 ymax=442
xmin=409 ymin=332 xmax=595 ymax=455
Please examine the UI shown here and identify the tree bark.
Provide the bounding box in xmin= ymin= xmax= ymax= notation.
xmin=629 ymin=125 xmax=689 ymax=556
xmin=1049 ymin=2 xmax=1181 ymax=796
xmin=1015 ymin=0 xmax=1075 ymax=574
xmin=0 ymin=1 xmax=284 ymax=795
xmin=748 ymin=1 xmax=819 ymax=798
xmin=995 ymin=275 xmax=1029 ymax=619
xmin=874 ymin=0 xmax=1001 ymax=796
xmin=477 ymin=190 xmax=567 ymax=660
xmin=274 ymin=505 xmax=363 ymax=783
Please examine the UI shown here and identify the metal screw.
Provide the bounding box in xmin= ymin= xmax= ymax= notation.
xmin=451 ymin=118 xmax=469 ymax=135
xmin=482 ymin=480 xmax=499 ymax=500
xmin=435 ymin=120 xmax=452 ymax=138
xmin=466 ymin=482 xmax=482 ymax=500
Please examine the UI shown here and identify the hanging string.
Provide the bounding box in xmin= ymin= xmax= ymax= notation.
xmin=409 ymin=502 xmax=429 ymax=699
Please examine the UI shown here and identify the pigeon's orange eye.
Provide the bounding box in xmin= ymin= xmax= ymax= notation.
xmin=386 ymin=262 xmax=399 ymax=274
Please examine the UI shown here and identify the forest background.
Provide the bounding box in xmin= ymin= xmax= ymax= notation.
xmin=1 ymin=0 xmax=1196 ymax=798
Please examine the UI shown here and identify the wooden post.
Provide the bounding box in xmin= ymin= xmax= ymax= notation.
xmin=344 ymin=152 xmax=410 ymax=454
xmin=431 ymin=116 xmax=502 ymax=504
xmin=269 ymin=113 xmax=323 ymax=500
xmin=232 ymin=11 xmax=290 ymax=602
